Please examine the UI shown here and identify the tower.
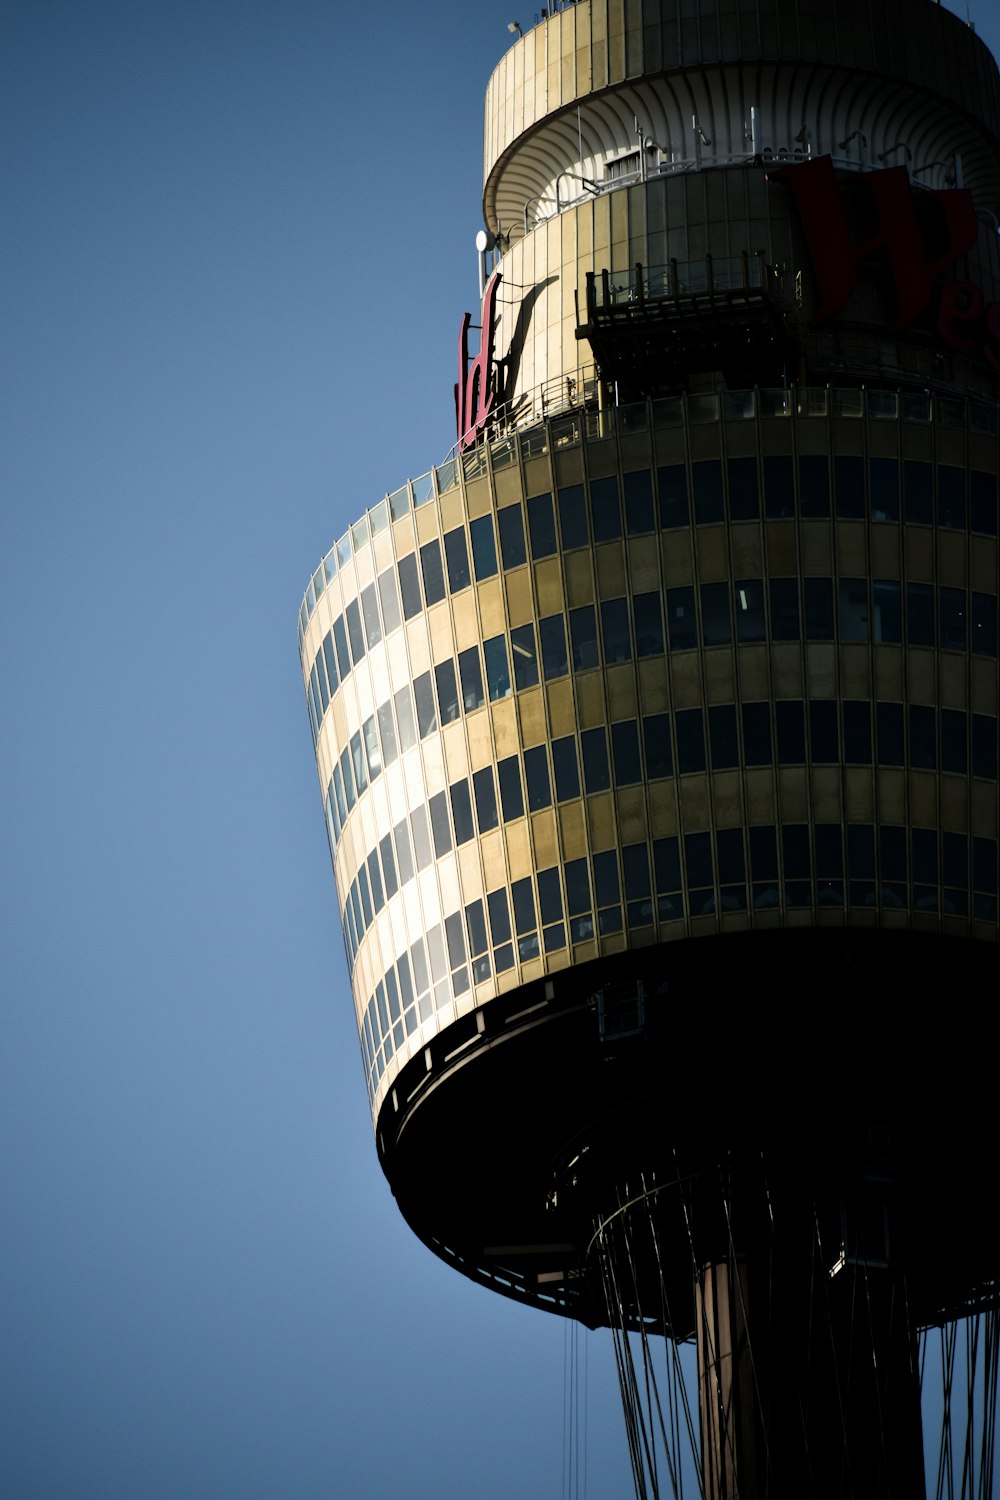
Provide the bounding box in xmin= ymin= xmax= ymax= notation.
xmin=298 ymin=3 xmax=999 ymax=1494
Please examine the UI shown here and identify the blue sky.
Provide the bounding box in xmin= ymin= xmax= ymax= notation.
xmin=3 ymin=3 xmax=999 ymax=1497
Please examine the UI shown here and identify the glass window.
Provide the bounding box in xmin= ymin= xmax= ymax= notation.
xmin=809 ymin=699 xmax=838 ymax=762
xmin=581 ymin=727 xmax=611 ymax=791
xmin=537 ymin=867 xmax=566 ymax=951
xmin=361 ymin=583 xmax=382 ymax=649
xmin=970 ymin=470 xmax=998 ymax=536
xmin=872 ymin=580 xmax=902 ymax=642
xmin=420 ymin=539 xmax=446 ymax=605
xmin=593 ymin=851 xmax=622 ymax=933
xmin=524 ymin=746 xmax=552 ymax=810
xmin=701 ymin=582 xmax=731 ymax=645
xmin=487 ymin=887 xmax=512 ymax=945
xmin=368 ymin=852 xmax=386 ymax=913
xmin=465 ymin=899 xmax=489 ymax=979
xmin=685 ymin=832 xmax=713 ymax=897
xmin=692 ymin=460 xmax=724 ymax=523
xmin=750 ymin=825 xmax=778 ymax=880
xmin=611 ymin=720 xmax=642 ymax=785
xmin=972 ymin=593 xmax=998 ymax=656
xmin=601 ymin=598 xmax=631 ymax=661
xmin=414 ymin=672 xmax=437 ymax=737
xmin=843 ymin=700 xmax=872 ymax=763
xmin=804 ymin=578 xmax=834 ymax=640
xmin=770 ymin=578 xmax=800 ymax=640
xmin=429 ymin=791 xmax=452 ymax=857
xmin=450 ymin=779 xmax=475 ymax=844
xmin=938 ymin=465 xmax=966 ymax=529
xmin=377 ymin=568 xmax=401 ymax=637
xmin=469 ymin=515 xmax=498 ymax=580
xmin=876 ymin=701 xmax=904 ymax=765
xmin=409 ymin=938 xmax=429 ymax=998
xmin=398 ymin=553 xmax=422 ymax=619
xmin=589 ymin=476 xmax=621 ymax=542
xmin=799 ymin=454 xmax=830 ymax=518
xmin=565 ymin=857 xmax=594 ymax=941
xmin=742 ymin=702 xmax=772 ymax=765
xmin=727 ymin=456 xmax=759 ymax=521
xmin=909 ymin=704 xmax=936 ymax=769
xmin=633 ymin=593 xmax=664 ymax=657
xmin=393 ymin=818 xmax=414 ymax=884
xmin=972 ymin=714 xmax=997 ymax=779
xmin=557 ymin=484 xmax=589 ymax=550
xmin=435 ymin=659 xmax=460 ymax=724
xmin=552 ymin=736 xmax=580 ymax=800
xmin=776 ymin=700 xmax=805 ymax=763
xmin=643 ymin=713 xmax=673 ymax=778
xmin=941 ymin=709 xmax=966 ymax=774
xmin=510 ymin=623 xmax=539 ymax=690
xmin=346 ymin=598 xmax=366 ymax=664
xmin=539 ymin=615 xmax=568 ymax=679
xmin=869 ymin=458 xmax=899 ymax=520
xmin=717 ymin=827 xmax=746 ymax=887
xmin=653 ymin=836 xmax=682 ymax=919
xmin=622 ymin=843 xmax=652 ymax=928
xmin=623 ymin=470 xmax=654 ymax=535
xmin=379 ymin=833 xmax=398 ymax=899
xmin=511 ymin=877 xmax=536 ymax=935
xmin=839 ymin=578 xmax=869 ymax=640
xmin=473 ymin=766 xmax=498 ymax=832
xmin=903 ymin=461 xmax=933 ymax=525
xmin=498 ymin=504 xmax=527 ymax=568
xmin=676 ymin=708 xmax=706 ymax=773
xmin=911 ymin=827 xmax=937 ymax=886
xmin=834 ymin=455 xmax=864 ymax=518
xmin=658 ymin=464 xmax=689 ymax=528
xmin=332 ymin=614 xmax=352 ymax=679
xmin=497 ymin=755 xmax=524 ymax=820
xmin=322 ymin=634 xmax=339 ymax=698
xmin=906 ymin=583 xmax=934 ymax=647
xmin=458 ymin=646 xmax=485 ymax=711
xmin=570 ymin=605 xmax=599 ymax=670
xmin=358 ymin=867 xmax=373 ymax=926
xmin=394 ymin=685 xmax=417 ymax=751
xmin=735 ymin=580 xmax=765 ymax=642
xmin=783 ymin=825 xmax=811 ymax=890
xmin=445 ymin=913 xmax=467 ymax=972
xmin=666 ymin=586 xmax=697 ymax=649
xmin=410 ymin=805 xmax=432 ymax=869
xmin=708 ymin=704 xmax=738 ymax=769
xmin=444 ymin=527 xmax=471 ymax=592
xmin=339 ymin=745 xmax=355 ymax=811
xmin=764 ymin=455 xmax=795 ymax=519
xmin=526 ymin=492 xmax=557 ymax=558
xmin=939 ymin=588 xmax=966 ymax=651
xmin=483 ymin=635 xmax=511 ymax=699
xmin=363 ymin=716 xmax=382 ymax=779
xmin=350 ymin=729 xmax=368 ymax=795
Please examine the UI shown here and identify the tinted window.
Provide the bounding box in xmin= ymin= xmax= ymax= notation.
xmin=601 ymin=598 xmax=631 ymax=661
xmin=581 ymin=728 xmax=611 ymax=791
xmin=843 ymin=700 xmax=872 ymax=763
xmin=769 ymin=578 xmax=800 ymax=640
xmin=483 ymin=635 xmax=511 ymax=700
xmin=869 ymin=457 xmax=899 ymax=520
xmin=611 ymin=720 xmax=642 ymax=785
xmin=429 ymin=790 xmax=452 ymax=857
xmin=469 ymin=515 xmax=498 ymax=580
xmin=589 ymin=476 xmax=621 ymax=541
xmin=413 ymin=672 xmax=437 ymax=737
xmin=941 ymin=709 xmax=966 ymax=774
xmin=764 ymin=455 xmax=795 ymax=518
xmin=799 ymin=455 xmax=830 ymax=518
xmin=361 ymin=583 xmax=382 ymax=648
xmin=804 ymin=578 xmax=834 ymax=640
xmin=742 ymin=702 xmax=772 ymax=765
xmin=420 ymin=539 xmax=446 ymax=605
xmin=970 ymin=470 xmax=998 ymax=536
xmin=524 ymin=746 xmax=552 ymax=810
xmin=735 ymin=580 xmax=765 ymax=642
xmin=346 ymin=598 xmax=365 ymax=663
xmin=510 ymin=623 xmax=539 ymax=690
xmin=623 ymin=470 xmax=654 ymax=534
xmin=570 ymin=606 xmax=599 ymax=670
xmin=539 ymin=615 xmax=568 ymax=679
xmin=552 ymin=735 xmax=580 ymax=800
xmin=497 ymin=505 xmax=527 ymax=568
xmin=776 ymin=700 xmax=805 ymax=763
xmin=435 ymin=659 xmax=460 ymax=724
xmin=398 ymin=553 xmax=422 ymax=619
xmin=872 ymin=580 xmax=901 ymax=643
xmin=444 ymin=527 xmax=471 ymax=592
xmin=906 ymin=583 xmax=934 ymax=647
xmin=557 ymin=484 xmax=589 ymax=549
xmin=728 ymin=456 xmax=759 ymax=521
xmin=394 ymin=685 xmax=416 ymax=751
xmin=692 ymin=460 xmax=724 ymax=523
xmin=839 ymin=578 xmax=868 ymax=640
xmin=876 ymin=701 xmax=904 ymax=765
xmin=658 ymin=464 xmax=688 ymax=527
xmin=972 ymin=593 xmax=997 ymax=655
xmin=458 ymin=646 xmax=485 ymax=711
xmin=377 ymin=568 xmax=401 ymax=635
xmin=473 ymin=766 xmax=498 ymax=832
xmin=643 ymin=713 xmax=673 ymax=778
xmin=675 ymin=708 xmax=706 ymax=773
xmin=835 ymin=455 xmax=864 ymax=518
xmin=701 ymin=583 xmax=731 ymax=645
xmin=497 ymin=756 xmax=524 ymax=820
xmin=939 ymin=588 xmax=966 ymax=650
xmin=909 ymin=704 xmax=936 ymax=769
xmin=938 ymin=465 xmax=966 ymax=529
xmin=903 ymin=461 xmax=933 ymax=525
xmin=527 ymin=492 xmax=557 ymax=558
xmin=666 ymin=587 xmax=697 ymax=649
xmin=633 ymin=593 xmax=664 ymax=656
xmin=708 ymin=704 xmax=738 ymax=769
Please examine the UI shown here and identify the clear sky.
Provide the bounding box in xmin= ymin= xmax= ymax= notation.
xmin=3 ymin=4 xmax=999 ymax=1498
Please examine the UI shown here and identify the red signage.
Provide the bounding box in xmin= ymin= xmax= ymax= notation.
xmin=455 ymin=270 xmax=502 ymax=451
xmin=774 ymin=155 xmax=1000 ymax=366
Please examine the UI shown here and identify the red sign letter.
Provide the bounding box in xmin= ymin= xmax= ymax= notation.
xmin=455 ymin=271 xmax=502 ymax=451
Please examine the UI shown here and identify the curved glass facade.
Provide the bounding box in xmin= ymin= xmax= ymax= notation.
xmin=301 ymin=390 xmax=998 ymax=1123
